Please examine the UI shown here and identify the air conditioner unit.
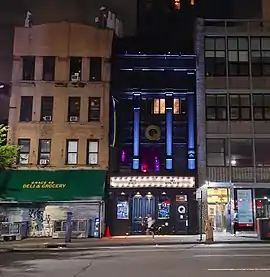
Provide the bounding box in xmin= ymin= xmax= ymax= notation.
xmin=70 ymin=116 xmax=78 ymax=122
xmin=43 ymin=116 xmax=52 ymax=121
xmin=40 ymin=159 xmax=49 ymax=165
xmin=71 ymin=73 xmax=80 ymax=82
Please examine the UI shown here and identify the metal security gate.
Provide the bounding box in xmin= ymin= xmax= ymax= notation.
xmin=131 ymin=196 xmax=155 ymax=234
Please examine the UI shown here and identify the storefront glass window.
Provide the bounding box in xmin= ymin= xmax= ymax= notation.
xmin=117 ymin=201 xmax=129 ymax=220
xmin=158 ymin=199 xmax=171 ymax=219
xmin=236 ymin=189 xmax=253 ymax=226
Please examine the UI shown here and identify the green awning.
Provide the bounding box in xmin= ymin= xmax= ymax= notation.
xmin=0 ymin=170 xmax=106 ymax=202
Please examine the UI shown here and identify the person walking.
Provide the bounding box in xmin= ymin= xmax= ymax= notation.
xmin=233 ymin=210 xmax=238 ymax=236
xmin=146 ymin=214 xmax=156 ymax=239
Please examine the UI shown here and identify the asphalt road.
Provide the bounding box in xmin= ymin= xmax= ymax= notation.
xmin=1 ymin=244 xmax=270 ymax=277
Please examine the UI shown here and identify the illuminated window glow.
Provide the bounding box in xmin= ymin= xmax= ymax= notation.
xmin=175 ymin=0 xmax=180 ymax=10
xmin=153 ymin=98 xmax=165 ymax=114
xmin=173 ymin=99 xmax=180 ymax=114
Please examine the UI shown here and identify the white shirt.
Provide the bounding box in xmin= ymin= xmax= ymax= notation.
xmin=147 ymin=217 xmax=155 ymax=228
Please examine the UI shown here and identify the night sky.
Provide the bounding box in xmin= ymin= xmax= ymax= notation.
xmin=0 ymin=0 xmax=263 ymax=36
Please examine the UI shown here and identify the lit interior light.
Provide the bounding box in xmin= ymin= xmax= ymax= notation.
xmin=121 ymin=150 xmax=125 ymax=162
xmin=141 ymin=163 xmax=148 ymax=173
xmin=231 ymin=159 xmax=237 ymax=166
xmin=154 ymin=156 xmax=160 ymax=172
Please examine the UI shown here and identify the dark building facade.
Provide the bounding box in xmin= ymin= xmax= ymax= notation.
xmin=108 ymin=38 xmax=197 ymax=236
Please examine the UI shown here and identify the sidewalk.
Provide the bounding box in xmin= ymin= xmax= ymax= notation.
xmin=0 ymin=232 xmax=267 ymax=252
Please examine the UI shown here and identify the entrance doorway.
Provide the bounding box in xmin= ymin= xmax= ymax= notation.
xmin=131 ymin=194 xmax=155 ymax=234
xmin=207 ymin=188 xmax=229 ymax=232
xmin=208 ymin=203 xmax=227 ymax=232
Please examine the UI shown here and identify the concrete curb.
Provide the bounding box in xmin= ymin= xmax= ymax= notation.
xmin=1 ymin=239 xmax=270 ymax=253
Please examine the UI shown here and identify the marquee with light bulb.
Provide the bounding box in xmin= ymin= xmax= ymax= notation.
xmin=110 ymin=176 xmax=195 ymax=188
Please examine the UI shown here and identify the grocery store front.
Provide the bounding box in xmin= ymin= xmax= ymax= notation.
xmin=0 ymin=170 xmax=106 ymax=240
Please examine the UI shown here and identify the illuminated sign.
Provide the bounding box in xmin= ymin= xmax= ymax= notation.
xmin=110 ymin=176 xmax=195 ymax=188
xmin=145 ymin=125 xmax=161 ymax=141
xmin=237 ymin=189 xmax=253 ymax=226
xmin=22 ymin=181 xmax=67 ymax=189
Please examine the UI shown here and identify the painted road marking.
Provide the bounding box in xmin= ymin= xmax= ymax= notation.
xmin=194 ymin=254 xmax=270 ymax=257
xmin=208 ymin=268 xmax=270 ymax=271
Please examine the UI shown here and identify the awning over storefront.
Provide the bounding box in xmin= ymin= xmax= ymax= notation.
xmin=0 ymin=170 xmax=106 ymax=202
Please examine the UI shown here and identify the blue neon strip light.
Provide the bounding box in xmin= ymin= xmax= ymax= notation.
xmin=166 ymin=159 xmax=173 ymax=170
xmin=187 ymin=95 xmax=195 ymax=170
xmin=133 ymin=159 xmax=139 ymax=170
xmin=166 ymin=108 xmax=172 ymax=156
xmin=133 ymin=107 xmax=140 ymax=156
xmin=188 ymin=159 xmax=195 ymax=170
xmin=133 ymin=107 xmax=140 ymax=169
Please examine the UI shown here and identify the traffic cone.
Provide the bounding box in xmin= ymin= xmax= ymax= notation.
xmin=104 ymin=226 xmax=111 ymax=238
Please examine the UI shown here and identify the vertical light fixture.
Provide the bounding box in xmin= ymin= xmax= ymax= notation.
xmin=154 ymin=156 xmax=160 ymax=172
xmin=166 ymin=93 xmax=173 ymax=169
xmin=112 ymin=97 xmax=117 ymax=147
xmin=187 ymin=94 xmax=195 ymax=170
xmin=133 ymin=93 xmax=141 ymax=169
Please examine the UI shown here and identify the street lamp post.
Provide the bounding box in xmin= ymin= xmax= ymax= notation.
xmin=196 ymin=189 xmax=203 ymax=241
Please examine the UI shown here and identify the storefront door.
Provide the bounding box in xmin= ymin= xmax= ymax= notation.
xmin=208 ymin=203 xmax=227 ymax=232
xmin=131 ymin=195 xmax=155 ymax=234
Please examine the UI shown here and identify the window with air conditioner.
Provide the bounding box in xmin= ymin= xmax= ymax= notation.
xmin=88 ymin=97 xmax=101 ymax=121
xmin=66 ymin=140 xmax=78 ymax=165
xmin=20 ymin=96 xmax=33 ymax=122
xmin=40 ymin=96 xmax=54 ymax=122
xmin=42 ymin=57 xmax=55 ymax=81
xmin=22 ymin=56 xmax=35 ymax=80
xmin=69 ymin=57 xmax=82 ymax=81
xmin=68 ymin=97 xmax=81 ymax=122
xmin=38 ymin=139 xmax=51 ymax=165
xmin=87 ymin=140 xmax=99 ymax=165
xmin=18 ymin=139 xmax=30 ymax=165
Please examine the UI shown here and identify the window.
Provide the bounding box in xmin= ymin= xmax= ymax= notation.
xmin=227 ymin=37 xmax=249 ymax=76
xmin=66 ymin=140 xmax=78 ymax=165
xmin=253 ymin=94 xmax=270 ymax=120
xmin=89 ymin=57 xmax=102 ymax=81
xmin=230 ymin=139 xmax=253 ymax=166
xmin=20 ymin=96 xmax=33 ymax=122
xmin=229 ymin=94 xmax=251 ymax=120
xmin=87 ymin=140 xmax=99 ymax=165
xmin=205 ymin=37 xmax=226 ymax=76
xmin=18 ymin=139 xmax=30 ymax=165
xmin=207 ymin=139 xmax=226 ymax=166
xmin=42 ymin=57 xmax=55 ymax=81
xmin=251 ymin=37 xmax=270 ymax=76
xmin=22 ymin=56 xmax=35 ymax=80
xmin=40 ymin=96 xmax=53 ymax=121
xmin=153 ymin=98 xmax=165 ymax=114
xmin=88 ymin=97 xmax=101 ymax=121
xmin=69 ymin=57 xmax=82 ymax=81
xmin=206 ymin=94 xmax=227 ymax=120
xmin=68 ymin=97 xmax=80 ymax=121
xmin=255 ymin=139 xmax=270 ymax=166
xmin=174 ymin=0 xmax=180 ymax=9
xmin=173 ymin=98 xmax=186 ymax=115
xmin=38 ymin=139 xmax=51 ymax=165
